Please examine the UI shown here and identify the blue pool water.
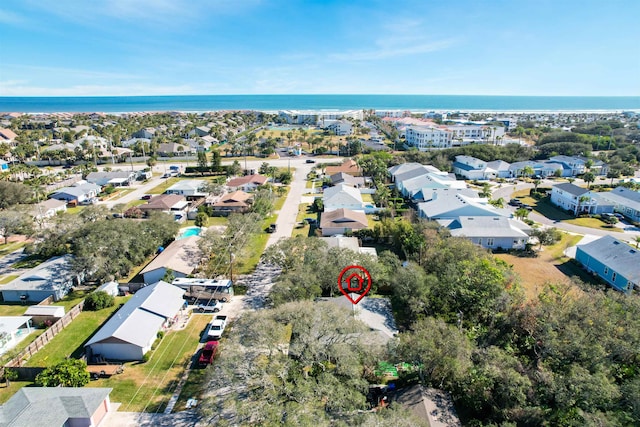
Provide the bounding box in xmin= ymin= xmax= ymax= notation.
xmin=178 ymin=226 xmax=202 ymax=239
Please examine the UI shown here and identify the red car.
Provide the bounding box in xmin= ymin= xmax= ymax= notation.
xmin=198 ymin=341 xmax=219 ymax=366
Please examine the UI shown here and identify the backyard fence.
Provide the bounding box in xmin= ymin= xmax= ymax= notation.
xmin=2 ymin=300 xmax=85 ymax=378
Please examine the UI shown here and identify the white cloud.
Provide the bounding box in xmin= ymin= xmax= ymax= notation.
xmin=0 ymin=9 xmax=27 ymax=25
xmin=329 ymin=38 xmax=457 ymax=61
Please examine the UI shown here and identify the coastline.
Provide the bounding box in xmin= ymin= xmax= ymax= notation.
xmin=1 ymin=94 xmax=639 ymax=114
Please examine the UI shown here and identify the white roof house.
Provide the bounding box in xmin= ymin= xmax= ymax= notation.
xmin=436 ymin=216 xmax=531 ymax=250
xmin=1 ymin=255 xmax=80 ymax=303
xmin=0 ymin=316 xmax=32 ymax=356
xmin=31 ymin=198 xmax=67 ymax=219
xmin=85 ymin=281 xmax=185 ymax=361
xmin=139 ymin=236 xmax=202 ymax=284
xmin=323 ymin=184 xmax=364 ymax=212
xmin=399 ymin=173 xmax=467 ymax=198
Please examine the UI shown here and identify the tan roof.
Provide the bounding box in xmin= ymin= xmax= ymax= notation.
xmin=320 ymin=208 xmax=368 ymax=230
xmin=325 ymin=159 xmax=361 ymax=176
xmin=140 ymin=236 xmax=201 ymax=276
xmin=139 ymin=194 xmax=186 ymax=210
xmin=0 ymin=128 xmax=18 ymax=140
xmin=227 ymin=174 xmax=268 ymax=187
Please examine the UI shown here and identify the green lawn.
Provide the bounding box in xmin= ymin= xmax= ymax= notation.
xmin=0 ymin=275 xmax=19 ymax=285
xmin=292 ymin=203 xmax=317 ymax=238
xmin=305 ymin=180 xmax=315 ymax=189
xmin=0 ymin=381 xmax=32 ymax=404
xmin=11 ymin=255 xmax=46 ymax=269
xmin=564 ymin=217 xmax=623 ymax=232
xmin=88 ymin=314 xmax=210 ymax=413
xmin=26 ymin=296 xmax=129 ymax=367
xmin=65 ymin=206 xmax=85 ymax=215
xmin=361 ymin=193 xmax=374 ymax=203
xmin=0 ymin=303 xmax=31 ymax=317
xmin=0 ymin=242 xmax=26 ymax=257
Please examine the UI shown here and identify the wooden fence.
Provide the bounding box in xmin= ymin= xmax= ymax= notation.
xmin=1 ymin=300 xmax=85 ymax=379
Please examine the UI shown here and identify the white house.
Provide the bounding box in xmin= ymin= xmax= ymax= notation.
xmin=418 ymin=193 xmax=511 ymax=220
xmin=452 ymin=155 xmax=511 ymax=180
xmin=550 ymin=183 xmax=613 ymax=215
xmin=324 ymin=119 xmax=353 ymax=136
xmin=404 ymin=125 xmax=451 ymax=150
xmin=323 ymin=183 xmax=364 ymax=212
xmin=84 ymin=281 xmax=185 ymax=361
xmin=0 ymin=316 xmax=32 ymax=356
xmin=86 ymin=171 xmax=136 ymax=187
xmin=139 ymin=236 xmax=202 ymax=284
xmin=50 ymin=182 xmax=101 ymax=203
xmin=399 ymin=173 xmax=466 ymax=198
xmin=436 ymin=216 xmax=530 ymax=250
xmin=595 ymin=186 xmax=640 ymax=223
xmin=165 ymin=179 xmax=207 ymax=197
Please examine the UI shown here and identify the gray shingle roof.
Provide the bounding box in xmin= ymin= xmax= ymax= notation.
xmin=2 ymin=255 xmax=75 ymax=293
xmin=597 ymin=186 xmax=640 ymax=211
xmin=553 ymin=183 xmax=589 ymax=197
xmin=577 ymin=235 xmax=640 ymax=282
xmin=439 ymin=216 xmax=530 ymax=238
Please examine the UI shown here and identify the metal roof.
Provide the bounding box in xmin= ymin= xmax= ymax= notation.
xmin=577 ymin=235 xmax=640 ymax=282
xmin=2 ymin=255 xmax=75 ymax=293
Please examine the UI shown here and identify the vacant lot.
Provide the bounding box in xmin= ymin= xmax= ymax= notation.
xmin=88 ymin=313 xmax=210 ymax=412
xmin=495 ymin=233 xmax=589 ymax=300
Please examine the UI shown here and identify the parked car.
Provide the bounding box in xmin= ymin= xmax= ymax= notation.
xmin=613 ymin=213 xmax=624 ymax=220
xmin=198 ymin=341 xmax=219 ymax=366
xmin=267 ymin=223 xmax=277 ymax=233
xmin=140 ymin=194 xmax=152 ymax=200
xmin=207 ymin=315 xmax=228 ymax=340
xmin=520 ymin=204 xmax=533 ymax=211
xmin=304 ymin=218 xmax=317 ymax=225
xmin=197 ymin=300 xmax=222 ymax=313
xmin=509 ymin=198 xmax=523 ymax=207
xmin=305 ymin=159 xmax=316 ymax=164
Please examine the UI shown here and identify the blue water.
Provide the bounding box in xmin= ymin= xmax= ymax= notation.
xmin=1 ymin=95 xmax=639 ymax=113
xmin=178 ymin=226 xmax=202 ymax=239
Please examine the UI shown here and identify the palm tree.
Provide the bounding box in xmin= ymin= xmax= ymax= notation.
xmin=522 ymin=165 xmax=535 ymax=179
xmin=635 ymin=236 xmax=640 ymax=249
xmin=583 ymin=172 xmax=595 ymax=189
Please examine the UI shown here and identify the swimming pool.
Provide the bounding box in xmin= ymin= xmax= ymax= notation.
xmin=177 ymin=226 xmax=203 ymax=239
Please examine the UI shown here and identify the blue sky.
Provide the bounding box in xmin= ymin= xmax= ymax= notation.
xmin=1 ymin=0 xmax=638 ymax=96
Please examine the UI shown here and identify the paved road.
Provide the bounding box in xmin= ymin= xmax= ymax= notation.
xmin=0 ymin=248 xmax=28 ymax=277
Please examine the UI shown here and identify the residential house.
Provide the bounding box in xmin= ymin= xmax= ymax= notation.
xmin=279 ymin=109 xmax=363 ymax=124
xmin=417 ymin=193 xmax=511 ymax=220
xmin=0 ymin=316 xmax=32 ymax=356
xmin=324 ymin=119 xmax=353 ymax=136
xmin=190 ymin=126 xmax=211 ymax=137
xmin=139 ymin=236 xmax=202 ymax=284
xmin=320 ymin=208 xmax=368 ymax=236
xmin=85 ymin=281 xmax=185 ymax=361
xmin=50 ymin=182 xmax=101 ymax=203
xmin=138 ymin=194 xmax=188 ymax=215
xmin=394 ymin=385 xmax=461 ymax=427
xmin=596 ymin=186 xmax=640 ymax=222
xmin=186 ymin=138 xmax=212 ymax=152
xmin=550 ymin=183 xmax=613 ymax=215
xmin=1 ymin=255 xmax=81 ymax=303
xmin=325 ymin=159 xmax=362 ymax=177
xmin=0 ymin=128 xmax=18 ymax=145
xmin=157 ymin=142 xmax=195 ymax=157
xmin=452 ymin=155 xmax=512 ymax=180
xmin=412 ymin=187 xmax=479 ymax=203
xmin=399 ymin=173 xmax=466 ymax=199
xmin=329 ymin=172 xmax=365 ymax=188
xmin=212 ymin=190 xmax=253 ymax=214
xmin=319 ymin=236 xmax=378 ymax=257
xmin=31 ymin=198 xmax=67 ymax=220
xmin=0 ymin=387 xmax=112 ymax=427
xmin=24 ymin=305 xmax=65 ymax=325
xmin=388 ymin=163 xmax=445 ymax=186
xmin=226 ymin=174 xmax=268 ymax=192
xmin=575 ymin=235 xmax=640 ymax=292
xmin=121 ymin=137 xmax=151 ymax=149
xmin=436 ymin=216 xmax=530 ymax=250
xmin=86 ymin=170 xmax=136 ymax=187
xmin=165 ymin=179 xmax=207 ymax=198
xmin=549 ymin=155 xmax=608 ymax=176
xmin=132 ymin=127 xmax=156 ymax=139
xmin=323 ymin=183 xmax=364 ymax=212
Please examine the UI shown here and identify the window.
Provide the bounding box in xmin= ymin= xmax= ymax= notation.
xmin=604 ymin=267 xmax=609 ymax=275
xmin=477 ymin=238 xmax=482 ymax=245
xmin=612 ymin=272 xmax=617 ymax=282
xmin=487 ymin=238 xmax=494 ymax=246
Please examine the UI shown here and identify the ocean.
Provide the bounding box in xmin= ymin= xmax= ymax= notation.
xmin=1 ymin=95 xmax=639 ymax=113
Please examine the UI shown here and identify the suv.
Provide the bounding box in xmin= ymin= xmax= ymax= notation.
xmin=267 ymin=223 xmax=277 ymax=233
xmin=305 ymin=159 xmax=316 ymax=164
xmin=509 ymin=199 xmax=523 ymax=207
xmin=197 ymin=300 xmax=222 ymax=313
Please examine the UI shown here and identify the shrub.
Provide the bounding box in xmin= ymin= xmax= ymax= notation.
xmin=157 ymin=330 xmax=165 ymax=339
xmin=84 ymin=291 xmax=115 ymax=311
xmin=141 ymin=352 xmax=151 ymax=363
xmin=35 ymin=359 xmax=90 ymax=387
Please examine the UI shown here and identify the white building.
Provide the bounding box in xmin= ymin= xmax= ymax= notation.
xmin=404 ymin=125 xmax=451 ymax=149
xmin=165 ymin=179 xmax=207 ymax=197
xmin=324 ymin=120 xmax=353 ymax=136
xmin=323 ymin=184 xmax=364 ymax=212
xmin=278 ymin=110 xmax=363 ymax=125
xmin=84 ymin=281 xmax=185 ymax=361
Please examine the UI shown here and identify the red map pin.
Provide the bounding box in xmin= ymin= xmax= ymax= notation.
xmin=338 ymin=265 xmax=372 ymax=305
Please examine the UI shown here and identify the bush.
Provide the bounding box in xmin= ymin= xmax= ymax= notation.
xmin=84 ymin=291 xmax=115 ymax=311
xmin=141 ymin=352 xmax=151 ymax=363
xmin=157 ymin=330 xmax=165 ymax=340
xmin=35 ymin=359 xmax=90 ymax=387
